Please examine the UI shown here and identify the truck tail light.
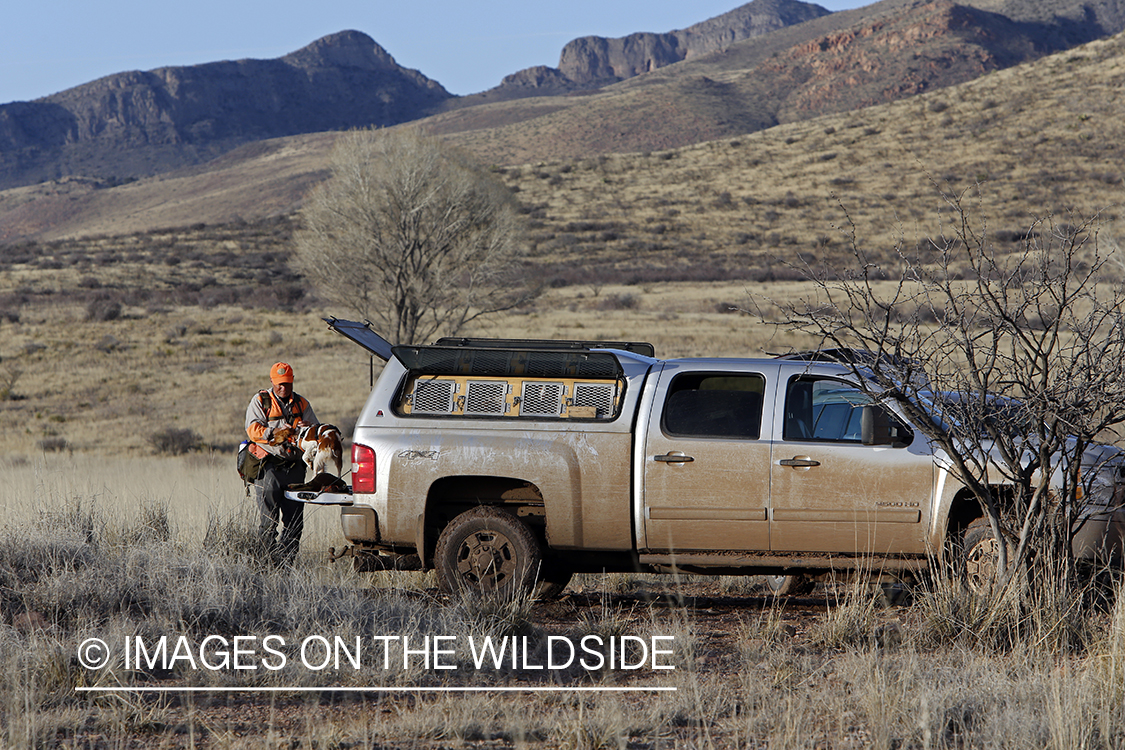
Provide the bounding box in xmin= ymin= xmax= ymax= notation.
xmin=352 ymin=443 xmax=376 ymax=494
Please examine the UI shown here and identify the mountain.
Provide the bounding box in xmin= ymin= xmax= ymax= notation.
xmin=419 ymin=0 xmax=1114 ymax=165
xmin=0 ymin=31 xmax=451 ymax=190
xmin=6 ymin=0 xmax=1125 ymax=240
xmin=6 ymin=24 xmax=1125 ymax=297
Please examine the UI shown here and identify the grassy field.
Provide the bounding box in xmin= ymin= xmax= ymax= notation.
xmin=5 ymin=456 xmax=1125 ymax=748
xmin=0 ymin=258 xmax=820 ymax=457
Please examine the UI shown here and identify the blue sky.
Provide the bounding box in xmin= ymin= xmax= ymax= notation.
xmin=1 ymin=0 xmax=868 ymax=105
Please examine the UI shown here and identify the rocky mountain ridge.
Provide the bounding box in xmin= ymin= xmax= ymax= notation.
xmin=469 ymin=0 xmax=831 ymax=101
xmin=556 ymin=0 xmax=832 ymax=86
xmin=0 ymin=31 xmax=450 ymax=189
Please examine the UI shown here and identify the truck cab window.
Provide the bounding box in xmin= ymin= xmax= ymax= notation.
xmin=662 ymin=373 xmax=765 ymax=439
xmin=784 ymin=377 xmax=911 ymax=444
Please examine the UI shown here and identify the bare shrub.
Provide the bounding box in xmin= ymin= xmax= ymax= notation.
xmin=0 ymin=293 xmax=21 ymax=323
xmin=148 ymin=427 xmax=202 ymax=455
xmin=767 ymin=192 xmax=1125 ymax=637
xmin=85 ymin=294 xmax=121 ymax=322
xmin=36 ymin=437 xmax=70 ymax=453
xmin=93 ymin=335 xmax=120 ymax=353
xmin=0 ymin=361 xmax=22 ymax=400
xmin=596 ymin=294 xmax=639 ymax=311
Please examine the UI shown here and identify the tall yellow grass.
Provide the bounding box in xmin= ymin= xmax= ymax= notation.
xmin=0 ymin=453 xmax=344 ymax=553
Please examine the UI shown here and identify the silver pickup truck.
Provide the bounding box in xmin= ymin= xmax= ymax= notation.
xmin=299 ymin=319 xmax=1125 ymax=598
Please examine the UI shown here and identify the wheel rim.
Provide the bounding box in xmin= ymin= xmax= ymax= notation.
xmin=965 ymin=535 xmax=1001 ymax=592
xmin=765 ymin=575 xmax=788 ymax=592
xmin=455 ymin=529 xmax=518 ymax=591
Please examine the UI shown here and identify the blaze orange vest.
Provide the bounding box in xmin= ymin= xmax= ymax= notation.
xmin=249 ymin=389 xmax=309 ymax=459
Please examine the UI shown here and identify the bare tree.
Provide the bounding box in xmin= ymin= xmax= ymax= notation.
xmin=295 ymin=128 xmax=536 ymax=345
xmin=765 ymin=188 xmax=1125 ymax=598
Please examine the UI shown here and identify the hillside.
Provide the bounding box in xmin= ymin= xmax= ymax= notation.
xmin=430 ymin=0 xmax=1100 ymax=166
xmin=6 ymin=0 xmax=1124 ymax=243
xmin=6 ymin=0 xmax=1125 ymax=204
xmin=0 ymin=1 xmax=831 ymax=192
xmin=3 ymin=24 xmax=1125 ymax=252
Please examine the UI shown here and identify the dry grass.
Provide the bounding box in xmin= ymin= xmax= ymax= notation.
xmin=5 ymin=464 xmax=1125 ymax=748
xmin=0 ymin=453 xmax=344 ymax=551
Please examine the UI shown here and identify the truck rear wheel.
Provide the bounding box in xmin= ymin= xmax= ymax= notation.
xmin=436 ymin=506 xmax=542 ymax=599
xmin=765 ymin=574 xmax=815 ymax=596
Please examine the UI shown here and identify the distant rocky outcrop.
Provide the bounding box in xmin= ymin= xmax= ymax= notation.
xmin=497 ymin=66 xmax=583 ymax=96
xmin=557 ymin=0 xmax=831 ymax=86
xmin=476 ymin=0 xmax=830 ymax=103
xmin=0 ymin=31 xmax=451 ymax=190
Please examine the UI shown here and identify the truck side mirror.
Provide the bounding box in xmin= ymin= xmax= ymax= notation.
xmin=861 ymin=404 xmax=896 ymax=446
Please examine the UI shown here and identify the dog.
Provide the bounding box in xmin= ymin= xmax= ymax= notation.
xmin=296 ymin=422 xmax=344 ymax=477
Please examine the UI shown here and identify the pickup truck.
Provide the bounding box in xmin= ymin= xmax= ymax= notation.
xmin=298 ymin=319 xmax=1125 ymax=598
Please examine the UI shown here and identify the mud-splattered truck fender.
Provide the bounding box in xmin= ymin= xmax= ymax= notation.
xmin=379 ymin=429 xmax=636 ymax=553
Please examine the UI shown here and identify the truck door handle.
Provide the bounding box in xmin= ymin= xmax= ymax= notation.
xmin=654 ymin=453 xmax=694 ymax=463
xmin=779 ymin=457 xmax=820 ymax=467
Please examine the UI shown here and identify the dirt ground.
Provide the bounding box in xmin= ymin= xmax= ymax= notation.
xmin=63 ymin=578 xmax=906 ymax=749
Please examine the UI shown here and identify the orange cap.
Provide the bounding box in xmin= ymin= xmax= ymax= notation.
xmin=270 ymin=362 xmax=294 ymax=384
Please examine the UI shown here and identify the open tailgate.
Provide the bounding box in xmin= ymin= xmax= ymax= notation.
xmin=286 ymin=488 xmax=354 ymax=506
xmin=284 ymin=473 xmax=354 ymax=505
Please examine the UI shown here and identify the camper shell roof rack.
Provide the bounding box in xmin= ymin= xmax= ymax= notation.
xmin=435 ymin=336 xmax=654 ymax=358
xmin=393 ymin=345 xmax=626 ymax=381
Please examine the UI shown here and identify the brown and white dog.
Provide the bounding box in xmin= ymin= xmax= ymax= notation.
xmin=297 ymin=423 xmax=343 ymax=476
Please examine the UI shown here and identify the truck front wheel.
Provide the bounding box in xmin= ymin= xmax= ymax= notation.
xmin=436 ymin=506 xmax=543 ymax=599
xmin=960 ymin=517 xmax=1013 ymax=593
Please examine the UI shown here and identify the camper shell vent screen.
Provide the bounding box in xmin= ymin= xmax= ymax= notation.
xmin=573 ymin=383 xmax=617 ymax=419
xmin=520 ymin=382 xmax=565 ymax=417
xmin=464 ymin=381 xmax=509 ymax=415
xmin=412 ymin=379 xmax=457 ymax=414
